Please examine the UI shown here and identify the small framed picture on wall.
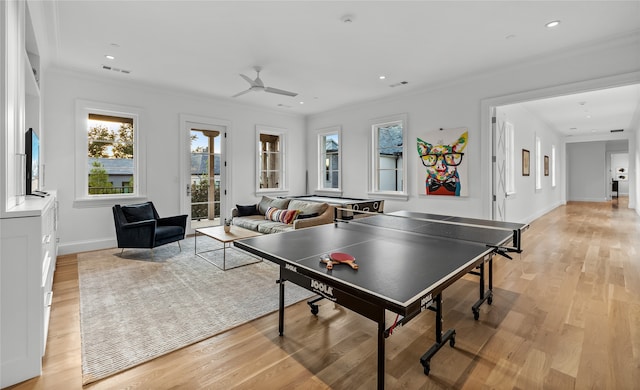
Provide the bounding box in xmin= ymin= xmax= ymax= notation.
xmin=544 ymin=155 xmax=549 ymax=176
xmin=522 ymin=149 xmax=530 ymax=176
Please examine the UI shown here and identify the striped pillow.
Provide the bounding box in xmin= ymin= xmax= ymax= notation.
xmin=265 ymin=207 xmax=299 ymax=224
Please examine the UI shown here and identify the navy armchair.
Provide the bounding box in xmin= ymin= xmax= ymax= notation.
xmin=112 ymin=202 xmax=188 ymax=253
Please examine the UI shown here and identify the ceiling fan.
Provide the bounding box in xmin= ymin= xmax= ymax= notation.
xmin=232 ymin=66 xmax=298 ymax=98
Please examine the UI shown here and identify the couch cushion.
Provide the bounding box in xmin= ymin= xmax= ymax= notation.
xmin=257 ymin=196 xmax=275 ymax=215
xmin=258 ymin=221 xmax=294 ymax=234
xmin=121 ymin=203 xmax=155 ymax=222
xmin=258 ymin=196 xmax=291 ymax=215
xmin=236 ymin=204 xmax=258 ymax=216
xmin=265 ymin=207 xmax=299 ymax=224
xmin=271 ymin=198 xmax=291 ymax=209
xmin=232 ymin=215 xmax=268 ymax=231
xmin=288 ymin=200 xmax=328 ymax=216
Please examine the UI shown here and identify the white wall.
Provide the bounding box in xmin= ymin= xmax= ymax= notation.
xmin=498 ymin=105 xmax=563 ymax=223
xmin=567 ymin=142 xmax=607 ymax=201
xmin=44 ymin=69 xmax=305 ymax=254
xmin=306 ymin=35 xmax=640 ymax=220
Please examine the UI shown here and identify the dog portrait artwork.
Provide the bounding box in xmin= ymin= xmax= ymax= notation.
xmin=417 ymin=129 xmax=468 ymax=196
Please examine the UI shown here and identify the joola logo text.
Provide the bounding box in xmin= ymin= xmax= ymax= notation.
xmin=311 ymin=279 xmax=334 ymax=298
xmin=285 ymin=263 xmax=297 ymax=273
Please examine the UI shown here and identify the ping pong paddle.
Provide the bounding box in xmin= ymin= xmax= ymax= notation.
xmin=330 ymin=252 xmax=358 ymax=270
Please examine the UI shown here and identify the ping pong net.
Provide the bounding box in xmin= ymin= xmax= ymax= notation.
xmin=333 ymin=208 xmax=524 ymax=256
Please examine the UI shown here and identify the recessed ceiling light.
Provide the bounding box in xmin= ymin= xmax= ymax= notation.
xmin=105 ymin=55 xmax=115 ymax=60
xmin=586 ymin=115 xmax=591 ymax=119
xmin=379 ymin=75 xmax=386 ymax=80
xmin=545 ymin=20 xmax=561 ymax=28
xmin=341 ymin=14 xmax=354 ymax=23
xmin=299 ymin=101 xmax=304 ymax=105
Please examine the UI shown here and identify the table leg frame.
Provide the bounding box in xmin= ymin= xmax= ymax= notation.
xmin=471 ymin=257 xmax=494 ymax=320
xmin=419 ymin=293 xmax=456 ymax=375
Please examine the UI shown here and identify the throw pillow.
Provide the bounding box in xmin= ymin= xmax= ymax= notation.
xmin=236 ymin=204 xmax=258 ymax=216
xmin=288 ymin=200 xmax=328 ymax=215
xmin=271 ymin=198 xmax=291 ymax=209
xmin=121 ymin=203 xmax=155 ymax=222
xmin=258 ymin=196 xmax=275 ymax=215
xmin=265 ymin=207 xmax=299 ymax=224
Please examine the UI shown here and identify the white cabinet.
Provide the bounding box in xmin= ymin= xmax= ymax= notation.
xmin=0 ymin=191 xmax=57 ymax=388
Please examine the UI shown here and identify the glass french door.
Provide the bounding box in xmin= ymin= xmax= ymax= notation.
xmin=180 ymin=115 xmax=228 ymax=233
xmin=190 ymin=127 xmax=224 ymax=229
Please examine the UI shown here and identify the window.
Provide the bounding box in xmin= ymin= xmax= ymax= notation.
xmin=257 ymin=126 xmax=286 ymax=192
xmin=75 ymin=100 xmax=146 ymax=206
xmin=535 ymin=136 xmax=542 ymax=190
xmin=318 ymin=127 xmax=341 ymax=192
xmin=551 ymin=145 xmax=556 ymax=187
xmin=370 ymin=114 xmax=407 ymax=198
xmin=505 ymin=122 xmax=516 ymax=195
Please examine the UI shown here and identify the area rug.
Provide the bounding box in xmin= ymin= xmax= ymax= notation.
xmin=78 ymin=238 xmax=313 ymax=385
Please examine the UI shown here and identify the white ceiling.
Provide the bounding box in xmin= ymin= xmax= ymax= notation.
xmin=514 ymin=83 xmax=640 ymax=136
xmin=44 ymin=1 xmax=640 ymax=130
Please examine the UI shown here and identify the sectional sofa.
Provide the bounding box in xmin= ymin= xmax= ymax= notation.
xmin=231 ymin=196 xmax=335 ymax=234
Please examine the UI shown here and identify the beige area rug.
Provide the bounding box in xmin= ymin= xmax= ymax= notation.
xmin=78 ymin=238 xmax=314 ymax=385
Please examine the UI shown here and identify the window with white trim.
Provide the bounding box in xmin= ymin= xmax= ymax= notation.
xmin=257 ymin=126 xmax=286 ymax=192
xmin=318 ymin=127 xmax=341 ymax=191
xmin=74 ymin=100 xmax=146 ymax=206
xmin=370 ymin=114 xmax=407 ymax=197
xmin=505 ymin=122 xmax=516 ymax=195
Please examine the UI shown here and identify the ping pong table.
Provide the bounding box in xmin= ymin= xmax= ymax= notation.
xmin=234 ymin=210 xmax=528 ymax=389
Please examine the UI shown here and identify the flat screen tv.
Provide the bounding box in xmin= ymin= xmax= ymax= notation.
xmin=25 ymin=128 xmax=40 ymax=195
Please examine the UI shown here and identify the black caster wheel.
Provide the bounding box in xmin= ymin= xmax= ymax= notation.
xmin=423 ymin=363 xmax=430 ymax=376
xmin=487 ymin=296 xmax=493 ymax=305
xmin=310 ymin=304 xmax=319 ymax=316
xmin=449 ymin=337 xmax=456 ymax=347
xmin=473 ymin=309 xmax=479 ymax=321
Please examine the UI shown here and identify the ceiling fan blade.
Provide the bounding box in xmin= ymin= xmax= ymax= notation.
xmin=232 ymin=88 xmax=252 ymax=98
xmin=239 ymin=74 xmax=256 ymax=86
xmin=265 ymin=86 xmax=298 ymax=97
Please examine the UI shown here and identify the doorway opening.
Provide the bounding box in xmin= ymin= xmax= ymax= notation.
xmin=485 ymin=76 xmax=639 ymax=221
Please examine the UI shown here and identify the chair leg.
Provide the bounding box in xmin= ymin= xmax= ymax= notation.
xmin=178 ymin=241 xmax=182 ymax=251
xmin=121 ymin=248 xmax=124 ymax=255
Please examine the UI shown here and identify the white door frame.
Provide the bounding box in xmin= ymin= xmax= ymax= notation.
xmin=481 ymin=71 xmax=640 ymax=219
xmin=179 ymin=114 xmax=232 ymax=235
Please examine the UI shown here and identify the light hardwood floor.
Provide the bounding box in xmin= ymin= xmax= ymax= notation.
xmin=7 ymin=199 xmax=640 ymax=389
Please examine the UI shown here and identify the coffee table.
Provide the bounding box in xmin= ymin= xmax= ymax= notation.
xmin=194 ymin=225 xmax=263 ymax=270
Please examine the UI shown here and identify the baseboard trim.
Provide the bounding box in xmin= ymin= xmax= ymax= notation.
xmin=58 ymin=238 xmax=117 ymax=255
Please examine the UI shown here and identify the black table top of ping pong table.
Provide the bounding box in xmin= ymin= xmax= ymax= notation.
xmin=236 ymin=211 xmax=523 ymax=313
xmin=233 ymin=211 xmax=528 ymax=389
